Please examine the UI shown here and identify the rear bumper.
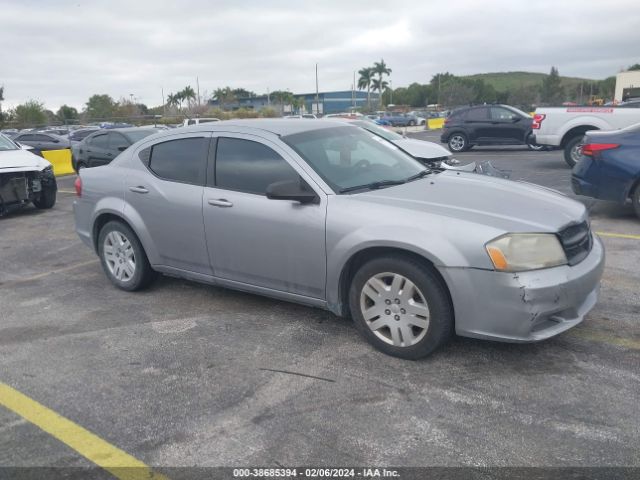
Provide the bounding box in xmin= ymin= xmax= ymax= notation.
xmin=440 ymin=236 xmax=605 ymax=342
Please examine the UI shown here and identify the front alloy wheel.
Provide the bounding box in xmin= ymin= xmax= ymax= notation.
xmin=448 ymin=134 xmax=467 ymax=152
xmin=360 ymin=272 xmax=430 ymax=347
xmin=349 ymin=255 xmax=454 ymax=359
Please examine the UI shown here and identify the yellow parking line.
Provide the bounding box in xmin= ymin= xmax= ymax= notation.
xmin=596 ymin=231 xmax=640 ymax=240
xmin=567 ymin=329 xmax=640 ymax=350
xmin=0 ymin=382 xmax=169 ymax=480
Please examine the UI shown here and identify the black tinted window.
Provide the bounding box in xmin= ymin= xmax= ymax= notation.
xmin=108 ymin=132 xmax=129 ymax=151
xmin=490 ymin=107 xmax=515 ymax=120
xmin=34 ymin=134 xmax=53 ymax=141
xmin=91 ymin=134 xmax=108 ymax=148
xmin=215 ymin=137 xmax=299 ymax=195
xmin=465 ymin=107 xmax=489 ymax=121
xmin=148 ymin=137 xmax=207 ymax=185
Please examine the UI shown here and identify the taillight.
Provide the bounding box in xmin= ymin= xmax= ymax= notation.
xmin=532 ymin=113 xmax=546 ymax=129
xmin=74 ymin=176 xmax=82 ymax=197
xmin=581 ymin=143 xmax=620 ymax=157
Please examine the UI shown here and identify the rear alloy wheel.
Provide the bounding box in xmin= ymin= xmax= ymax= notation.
xmin=564 ymin=135 xmax=585 ymax=168
xmin=349 ymin=255 xmax=453 ymax=359
xmin=448 ymin=133 xmax=468 ymax=152
xmin=98 ymin=221 xmax=156 ymax=291
xmin=408 ymin=120 xmax=416 ymax=126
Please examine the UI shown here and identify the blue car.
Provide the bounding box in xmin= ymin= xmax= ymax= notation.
xmin=571 ymin=123 xmax=640 ymax=218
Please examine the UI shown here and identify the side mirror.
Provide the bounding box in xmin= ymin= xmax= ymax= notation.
xmin=266 ymin=178 xmax=318 ymax=204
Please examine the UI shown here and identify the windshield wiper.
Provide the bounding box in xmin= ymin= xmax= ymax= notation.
xmin=339 ymin=179 xmax=407 ymax=194
xmin=404 ymin=169 xmax=432 ymax=182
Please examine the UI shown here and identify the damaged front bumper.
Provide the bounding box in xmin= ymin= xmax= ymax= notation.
xmin=440 ymin=236 xmax=605 ymax=342
xmin=0 ymin=166 xmax=56 ymax=215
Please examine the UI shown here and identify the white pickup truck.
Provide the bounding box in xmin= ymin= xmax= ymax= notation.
xmin=532 ymin=106 xmax=640 ymax=167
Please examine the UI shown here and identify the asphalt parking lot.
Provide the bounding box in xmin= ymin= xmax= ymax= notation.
xmin=1 ymin=133 xmax=639 ymax=477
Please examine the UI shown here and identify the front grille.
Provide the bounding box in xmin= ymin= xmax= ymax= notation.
xmin=557 ymin=221 xmax=592 ymax=266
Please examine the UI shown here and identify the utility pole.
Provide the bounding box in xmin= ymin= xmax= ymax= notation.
xmin=161 ymin=87 xmax=165 ymax=116
xmin=315 ymin=63 xmax=320 ymax=115
xmin=196 ymin=76 xmax=201 ymax=106
xmin=352 ymin=71 xmax=355 ymax=111
xmin=390 ymin=80 xmax=393 ymax=105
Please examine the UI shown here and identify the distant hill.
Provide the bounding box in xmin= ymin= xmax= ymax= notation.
xmin=462 ymin=71 xmax=596 ymax=92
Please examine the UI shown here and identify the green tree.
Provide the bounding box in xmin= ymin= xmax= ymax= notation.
xmin=85 ymin=94 xmax=116 ymax=120
xmin=14 ymin=100 xmax=47 ymax=127
xmin=181 ymin=86 xmax=196 ymax=109
xmin=371 ymin=78 xmax=389 ymax=107
xmin=56 ymin=104 xmax=79 ymax=123
xmin=213 ymin=87 xmax=237 ymax=110
xmin=166 ymin=93 xmax=179 ymax=109
xmin=628 ymin=63 xmax=640 ymax=71
xmin=231 ymin=88 xmax=256 ymax=98
xmin=541 ymin=66 xmax=564 ymax=105
xmin=357 ymin=67 xmax=375 ymax=110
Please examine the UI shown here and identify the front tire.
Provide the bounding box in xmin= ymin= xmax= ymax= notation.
xmin=448 ymin=133 xmax=468 ymax=152
xmin=98 ymin=220 xmax=157 ymax=291
xmin=564 ymin=135 xmax=584 ymax=168
xmin=33 ymin=179 xmax=57 ymax=209
xmin=348 ymin=255 xmax=454 ymax=359
xmin=632 ymin=184 xmax=640 ymax=220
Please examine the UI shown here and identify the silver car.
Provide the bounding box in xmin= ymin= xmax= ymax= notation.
xmin=74 ymin=120 xmax=604 ymax=359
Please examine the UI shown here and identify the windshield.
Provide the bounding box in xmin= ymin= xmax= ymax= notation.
xmin=352 ymin=120 xmax=403 ymax=142
xmin=124 ymin=129 xmax=158 ymax=143
xmin=282 ymin=126 xmax=425 ymax=193
xmin=0 ymin=134 xmax=19 ymax=151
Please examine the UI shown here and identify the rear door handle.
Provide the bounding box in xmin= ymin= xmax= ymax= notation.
xmin=208 ymin=198 xmax=233 ymax=207
xmin=129 ymin=186 xmax=149 ymax=194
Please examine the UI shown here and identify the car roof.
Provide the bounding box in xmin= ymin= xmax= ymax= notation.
xmin=183 ymin=119 xmax=353 ymax=136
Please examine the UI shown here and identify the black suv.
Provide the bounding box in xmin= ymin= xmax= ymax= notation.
xmin=440 ymin=104 xmax=543 ymax=152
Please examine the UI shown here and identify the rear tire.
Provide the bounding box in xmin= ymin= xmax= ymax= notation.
xmin=98 ymin=220 xmax=157 ymax=291
xmin=348 ymin=255 xmax=454 ymax=359
xmin=564 ymin=135 xmax=584 ymax=168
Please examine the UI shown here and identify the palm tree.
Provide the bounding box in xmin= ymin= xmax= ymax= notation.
xmin=371 ymin=78 xmax=389 ymax=108
xmin=213 ymin=87 xmax=236 ymax=110
xmin=373 ymin=58 xmax=392 ymax=81
xmin=181 ymin=86 xmax=196 ymax=110
xmin=166 ymin=93 xmax=178 ymax=110
xmin=0 ymin=86 xmax=4 ymax=124
xmin=357 ymin=67 xmax=374 ymax=110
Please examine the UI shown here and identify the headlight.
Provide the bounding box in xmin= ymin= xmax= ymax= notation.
xmin=485 ymin=233 xmax=567 ymax=272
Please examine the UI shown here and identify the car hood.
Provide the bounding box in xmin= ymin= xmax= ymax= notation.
xmin=0 ymin=149 xmax=51 ymax=172
xmin=358 ymin=171 xmax=586 ymax=233
xmin=393 ymin=138 xmax=451 ymax=160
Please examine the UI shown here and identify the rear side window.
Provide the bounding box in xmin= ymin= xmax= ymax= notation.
xmin=148 ymin=137 xmax=207 ymax=185
xmin=91 ymin=134 xmax=108 ymax=148
xmin=215 ymin=137 xmax=299 ymax=195
xmin=108 ymin=132 xmax=129 ymax=151
xmin=465 ymin=107 xmax=489 ymax=121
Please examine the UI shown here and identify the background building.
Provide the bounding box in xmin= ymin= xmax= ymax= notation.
xmin=208 ymin=90 xmax=380 ymax=115
xmin=615 ymin=70 xmax=640 ymax=101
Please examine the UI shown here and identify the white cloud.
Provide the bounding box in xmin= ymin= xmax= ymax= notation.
xmin=0 ymin=0 xmax=638 ymax=110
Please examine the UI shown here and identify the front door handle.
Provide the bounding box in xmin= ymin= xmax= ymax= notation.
xmin=208 ymin=198 xmax=233 ymax=207
xmin=129 ymin=186 xmax=149 ymax=194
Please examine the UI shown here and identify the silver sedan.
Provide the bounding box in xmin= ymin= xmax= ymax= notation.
xmin=73 ymin=120 xmax=604 ymax=359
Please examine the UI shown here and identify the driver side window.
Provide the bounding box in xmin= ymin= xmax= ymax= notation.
xmin=214 ymin=137 xmax=300 ymax=195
